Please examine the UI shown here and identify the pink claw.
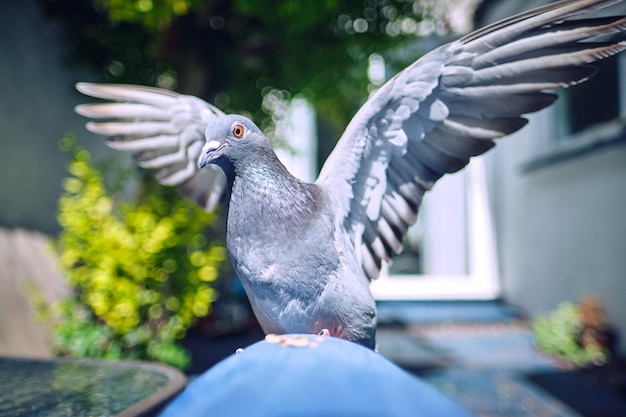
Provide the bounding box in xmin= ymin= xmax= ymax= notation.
xmin=318 ymin=329 xmax=330 ymax=337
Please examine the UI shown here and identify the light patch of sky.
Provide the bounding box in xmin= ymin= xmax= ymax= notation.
xmin=417 ymin=0 xmax=481 ymax=36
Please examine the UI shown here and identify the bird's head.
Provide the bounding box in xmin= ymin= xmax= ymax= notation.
xmin=198 ymin=115 xmax=269 ymax=172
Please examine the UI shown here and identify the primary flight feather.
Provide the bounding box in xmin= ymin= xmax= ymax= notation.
xmin=76 ymin=0 xmax=626 ymax=349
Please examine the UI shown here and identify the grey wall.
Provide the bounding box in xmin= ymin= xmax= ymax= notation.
xmin=0 ymin=0 xmax=117 ymax=234
xmin=476 ymin=0 xmax=626 ymax=354
xmin=486 ymin=114 xmax=626 ymax=352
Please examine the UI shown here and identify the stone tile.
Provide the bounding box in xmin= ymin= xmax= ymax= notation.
xmin=376 ymin=308 xmax=626 ymax=417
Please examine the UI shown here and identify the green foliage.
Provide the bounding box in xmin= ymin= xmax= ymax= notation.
xmin=49 ymin=136 xmax=225 ymax=369
xmin=96 ymin=0 xmax=205 ymax=30
xmin=532 ymin=302 xmax=608 ymax=366
xmin=37 ymin=0 xmax=425 ymax=137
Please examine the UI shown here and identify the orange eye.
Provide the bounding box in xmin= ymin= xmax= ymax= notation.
xmin=232 ymin=124 xmax=245 ymax=139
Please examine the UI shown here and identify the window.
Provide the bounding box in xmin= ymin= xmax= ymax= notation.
xmin=371 ymin=158 xmax=500 ymax=300
xmin=556 ymin=56 xmax=621 ymax=138
xmin=525 ymin=52 xmax=626 ymax=171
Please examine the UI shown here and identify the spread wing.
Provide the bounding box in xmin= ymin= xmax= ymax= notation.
xmin=316 ymin=0 xmax=626 ymax=280
xmin=75 ymin=82 xmax=227 ymax=211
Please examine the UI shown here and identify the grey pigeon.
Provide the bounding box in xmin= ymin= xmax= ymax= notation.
xmin=76 ymin=0 xmax=626 ymax=349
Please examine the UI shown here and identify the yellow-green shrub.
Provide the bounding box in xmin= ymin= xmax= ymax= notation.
xmin=532 ymin=302 xmax=609 ymax=366
xmin=50 ymin=136 xmax=225 ymax=368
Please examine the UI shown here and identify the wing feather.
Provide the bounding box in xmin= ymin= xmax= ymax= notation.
xmin=444 ymin=93 xmax=558 ymax=119
xmin=316 ymin=0 xmax=626 ymax=280
xmin=76 ymin=83 xmax=226 ymax=211
xmin=410 ymin=140 xmax=469 ymax=174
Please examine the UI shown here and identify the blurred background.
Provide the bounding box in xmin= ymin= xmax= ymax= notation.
xmin=1 ymin=0 xmax=626 ymax=414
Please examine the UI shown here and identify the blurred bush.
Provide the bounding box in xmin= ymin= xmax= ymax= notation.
xmin=532 ymin=300 xmax=610 ymax=367
xmin=46 ymin=136 xmax=225 ymax=369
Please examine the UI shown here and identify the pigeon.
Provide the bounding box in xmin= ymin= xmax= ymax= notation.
xmin=76 ymin=0 xmax=626 ymax=350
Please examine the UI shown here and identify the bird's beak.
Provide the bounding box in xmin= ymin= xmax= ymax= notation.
xmin=198 ymin=140 xmax=222 ymax=169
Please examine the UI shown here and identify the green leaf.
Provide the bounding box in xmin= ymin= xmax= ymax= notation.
xmin=47 ymin=138 xmax=225 ymax=369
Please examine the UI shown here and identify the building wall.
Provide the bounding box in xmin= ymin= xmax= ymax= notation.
xmin=486 ymin=113 xmax=626 ymax=352
xmin=476 ymin=0 xmax=626 ymax=353
xmin=0 ymin=0 xmax=117 ymax=234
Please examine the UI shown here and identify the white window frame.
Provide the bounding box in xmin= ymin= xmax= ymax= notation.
xmin=371 ymin=157 xmax=500 ymax=300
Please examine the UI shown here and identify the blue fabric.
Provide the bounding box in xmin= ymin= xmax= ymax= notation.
xmin=158 ymin=335 xmax=472 ymax=417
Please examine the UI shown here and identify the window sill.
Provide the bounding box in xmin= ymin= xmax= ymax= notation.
xmin=521 ymin=118 xmax=626 ymax=173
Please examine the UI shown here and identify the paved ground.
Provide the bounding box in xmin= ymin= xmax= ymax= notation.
xmin=375 ymin=301 xmax=626 ymax=417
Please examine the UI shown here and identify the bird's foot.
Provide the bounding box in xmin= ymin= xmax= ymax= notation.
xmin=318 ymin=329 xmax=330 ymax=337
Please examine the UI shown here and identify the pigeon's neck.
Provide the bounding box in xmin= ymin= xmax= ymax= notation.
xmin=231 ymin=150 xmax=320 ymax=217
xmin=226 ymin=149 xmax=324 ymax=240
